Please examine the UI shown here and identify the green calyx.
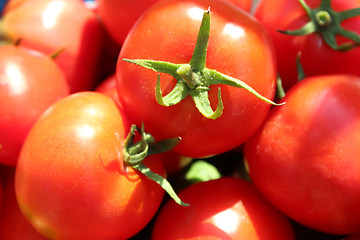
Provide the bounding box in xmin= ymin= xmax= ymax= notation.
xmin=123 ymin=9 xmax=282 ymax=120
xmin=278 ymin=0 xmax=360 ymax=51
xmin=123 ymin=124 xmax=189 ymax=207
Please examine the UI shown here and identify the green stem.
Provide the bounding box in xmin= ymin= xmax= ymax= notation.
xmin=316 ymin=10 xmax=332 ymax=27
xmin=189 ymin=8 xmax=210 ymax=72
xmin=275 ymin=75 xmax=286 ymax=100
xmin=279 ymin=0 xmax=360 ymax=51
xmin=123 ymin=124 xmax=188 ymax=206
xmin=133 ymin=163 xmax=189 ymax=206
xmin=296 ymin=52 xmax=306 ymax=81
xmin=50 ymin=47 xmax=66 ymax=59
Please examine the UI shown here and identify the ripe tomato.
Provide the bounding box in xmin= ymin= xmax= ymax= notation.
xmin=2 ymin=0 xmax=91 ymax=14
xmin=1 ymin=0 xmax=103 ymax=93
xmin=97 ymin=0 xmax=163 ymax=46
xmin=254 ymin=0 xmax=360 ymax=91
xmin=0 ymin=168 xmax=47 ymax=240
xmin=116 ymin=0 xmax=277 ymax=158
xmin=15 ymin=92 xmax=166 ymax=240
xmin=152 ymin=177 xmax=296 ymax=240
xmin=226 ymin=0 xmax=253 ymax=12
xmin=160 ymin=151 xmax=192 ymax=176
xmin=97 ymin=0 xmax=253 ymax=47
xmin=95 ymin=74 xmax=121 ymax=108
xmin=0 ymin=45 xmax=69 ymax=166
xmin=244 ymin=74 xmax=360 ymax=234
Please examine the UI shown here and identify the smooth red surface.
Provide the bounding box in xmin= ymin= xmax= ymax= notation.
xmin=152 ymin=177 xmax=296 ymax=240
xmin=0 ymin=45 xmax=69 ymax=166
xmin=244 ymin=74 xmax=360 ymax=234
xmin=97 ymin=0 xmax=162 ymax=46
xmin=0 ymin=168 xmax=47 ymax=240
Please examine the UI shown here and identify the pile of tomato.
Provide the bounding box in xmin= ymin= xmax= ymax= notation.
xmin=1 ymin=0 xmax=360 ymax=239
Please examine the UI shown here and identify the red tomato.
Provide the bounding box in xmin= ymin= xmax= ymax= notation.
xmin=152 ymin=177 xmax=296 ymax=240
xmin=1 ymin=0 xmax=103 ymax=93
xmin=95 ymin=74 xmax=121 ymax=108
xmin=2 ymin=0 xmax=90 ymax=14
xmin=244 ymin=74 xmax=360 ymax=234
xmin=97 ymin=0 xmax=253 ymax=46
xmin=0 ymin=45 xmax=69 ymax=166
xmin=95 ymin=74 xmax=132 ymax=129
xmin=254 ymin=0 xmax=360 ymax=91
xmin=226 ymin=0 xmax=253 ymax=12
xmin=97 ymin=0 xmax=163 ymax=46
xmin=0 ymin=168 xmax=46 ymax=240
xmin=160 ymin=151 xmax=192 ymax=175
xmin=15 ymin=92 xmax=165 ymax=240
xmin=116 ymin=0 xmax=277 ymax=158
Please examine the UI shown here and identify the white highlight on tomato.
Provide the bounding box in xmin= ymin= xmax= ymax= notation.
xmin=187 ymin=7 xmax=205 ymax=21
xmin=42 ymin=0 xmax=65 ymax=29
xmin=209 ymin=202 xmax=245 ymax=234
xmin=223 ymin=23 xmax=245 ymax=39
xmin=1 ymin=63 xmax=28 ymax=95
xmin=77 ymin=124 xmax=95 ymax=138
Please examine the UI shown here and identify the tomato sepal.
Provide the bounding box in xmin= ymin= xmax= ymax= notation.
xmin=123 ymin=9 xmax=282 ymax=120
xmin=278 ymin=0 xmax=360 ymax=51
xmin=123 ymin=124 xmax=189 ymax=207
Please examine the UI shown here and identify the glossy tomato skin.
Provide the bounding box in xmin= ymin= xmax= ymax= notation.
xmin=0 ymin=168 xmax=47 ymax=240
xmin=226 ymin=0 xmax=253 ymax=12
xmin=95 ymin=74 xmax=121 ymax=108
xmin=152 ymin=177 xmax=296 ymax=240
xmin=97 ymin=0 xmax=253 ymax=47
xmin=117 ymin=0 xmax=277 ymax=158
xmin=254 ymin=0 xmax=360 ymax=91
xmin=0 ymin=45 xmax=69 ymax=166
xmin=244 ymin=75 xmax=360 ymax=234
xmin=2 ymin=0 xmax=103 ymax=93
xmin=97 ymin=0 xmax=163 ymax=46
xmin=15 ymin=92 xmax=165 ymax=240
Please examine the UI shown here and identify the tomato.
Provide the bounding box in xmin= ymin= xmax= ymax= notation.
xmin=152 ymin=177 xmax=296 ymax=240
xmin=0 ymin=45 xmax=69 ymax=166
xmin=160 ymin=151 xmax=192 ymax=176
xmin=254 ymin=0 xmax=360 ymax=91
xmin=0 ymin=168 xmax=46 ymax=240
xmin=3 ymin=0 xmax=92 ymax=14
xmin=95 ymin=74 xmax=121 ymax=108
xmin=226 ymin=0 xmax=253 ymax=12
xmin=1 ymin=0 xmax=103 ymax=93
xmin=97 ymin=0 xmax=163 ymax=46
xmin=244 ymin=74 xmax=360 ymax=234
xmin=15 ymin=92 xmax=166 ymax=240
xmin=116 ymin=0 xmax=277 ymax=158
xmin=97 ymin=0 xmax=253 ymax=47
